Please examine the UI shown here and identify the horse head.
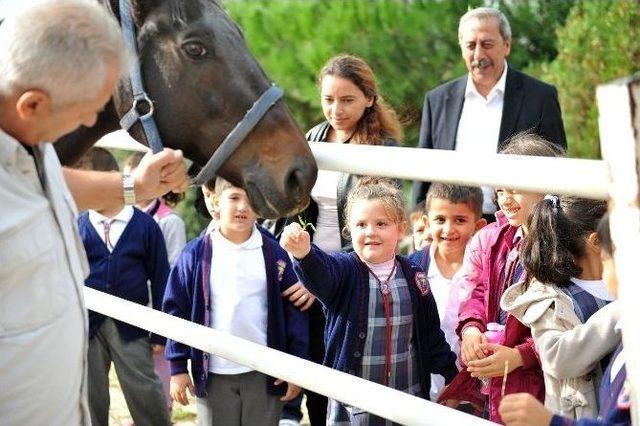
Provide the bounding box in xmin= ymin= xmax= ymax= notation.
xmin=57 ymin=0 xmax=317 ymax=218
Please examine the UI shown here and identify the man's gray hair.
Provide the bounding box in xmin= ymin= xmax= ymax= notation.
xmin=0 ymin=0 xmax=133 ymax=107
xmin=458 ymin=7 xmax=512 ymax=43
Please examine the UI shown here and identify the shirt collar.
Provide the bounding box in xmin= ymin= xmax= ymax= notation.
xmin=0 ymin=125 xmax=29 ymax=168
xmin=465 ymin=60 xmax=508 ymax=100
xmin=89 ymin=205 xmax=135 ymax=224
xmin=513 ymin=226 xmax=524 ymax=243
xmin=212 ymin=224 xmax=263 ymax=250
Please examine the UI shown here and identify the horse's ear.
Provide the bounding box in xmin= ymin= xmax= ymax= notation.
xmin=130 ymin=0 xmax=155 ymax=25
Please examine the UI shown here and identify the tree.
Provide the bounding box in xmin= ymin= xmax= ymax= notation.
xmin=534 ymin=0 xmax=640 ymax=158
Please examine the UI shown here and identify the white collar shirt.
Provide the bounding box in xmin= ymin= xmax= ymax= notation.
xmin=88 ymin=206 xmax=134 ymax=252
xmin=456 ymin=62 xmax=509 ymax=214
xmin=426 ymin=244 xmax=466 ymax=400
xmin=208 ymin=225 xmax=267 ymax=374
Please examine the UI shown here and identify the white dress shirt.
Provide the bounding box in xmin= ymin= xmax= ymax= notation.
xmin=88 ymin=206 xmax=134 ymax=252
xmin=426 ymin=245 xmax=466 ymax=400
xmin=208 ymin=225 xmax=268 ymax=374
xmin=456 ymin=62 xmax=508 ymax=214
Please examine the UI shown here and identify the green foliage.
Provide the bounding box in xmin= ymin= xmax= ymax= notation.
xmin=534 ymin=0 xmax=640 ymax=158
xmin=175 ymin=186 xmax=210 ymax=241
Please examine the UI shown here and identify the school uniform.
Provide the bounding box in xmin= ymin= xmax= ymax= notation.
xmin=78 ymin=207 xmax=171 ymax=426
xmin=409 ymin=244 xmax=469 ymax=401
xmin=163 ymin=225 xmax=309 ymax=426
xmin=293 ymin=246 xmax=458 ymax=425
xmin=550 ymin=342 xmax=630 ymax=426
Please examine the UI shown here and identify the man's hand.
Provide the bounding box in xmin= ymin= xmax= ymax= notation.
xmin=460 ymin=326 xmax=488 ymax=364
xmin=133 ymin=149 xmax=189 ymax=202
xmin=170 ymin=373 xmax=195 ymax=406
xmin=467 ymin=343 xmax=523 ymax=378
xmin=282 ymin=282 xmax=315 ymax=311
xmin=274 ymin=379 xmax=302 ymax=401
xmin=499 ymin=393 xmax=553 ymax=426
xmin=280 ymin=223 xmax=311 ymax=260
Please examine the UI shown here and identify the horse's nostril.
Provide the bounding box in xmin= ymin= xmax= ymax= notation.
xmin=285 ymin=167 xmax=305 ymax=201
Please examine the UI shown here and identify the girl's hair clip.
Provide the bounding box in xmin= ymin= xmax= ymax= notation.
xmin=544 ymin=194 xmax=560 ymax=213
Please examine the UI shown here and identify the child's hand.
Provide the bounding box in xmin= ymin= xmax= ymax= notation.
xmin=460 ymin=326 xmax=488 ymax=364
xmin=280 ymin=223 xmax=311 ymax=259
xmin=170 ymin=373 xmax=195 ymax=406
xmin=282 ymin=281 xmax=316 ymax=311
xmin=274 ymin=379 xmax=302 ymax=401
xmin=467 ymin=343 xmax=523 ymax=378
xmin=499 ymin=393 xmax=552 ymax=426
xmin=151 ymin=344 xmax=164 ymax=356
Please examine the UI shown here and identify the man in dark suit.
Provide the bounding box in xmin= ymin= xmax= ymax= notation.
xmin=413 ymin=7 xmax=567 ymax=212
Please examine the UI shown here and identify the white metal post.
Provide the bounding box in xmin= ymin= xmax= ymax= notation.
xmin=597 ymin=74 xmax=640 ymax=425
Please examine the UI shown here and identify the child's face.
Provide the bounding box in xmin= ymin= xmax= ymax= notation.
xmin=426 ymin=198 xmax=484 ymax=257
xmin=349 ymin=199 xmax=404 ymax=264
xmin=201 ymin=185 xmax=219 ymax=220
xmin=601 ymin=253 xmax=618 ymax=298
xmin=411 ymin=217 xmax=428 ymax=251
xmin=495 ymin=188 xmax=543 ymax=228
xmin=217 ymin=187 xmax=257 ymax=238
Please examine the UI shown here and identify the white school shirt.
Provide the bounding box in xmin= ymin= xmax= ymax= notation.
xmin=311 ymin=169 xmax=342 ymax=252
xmin=456 ymin=62 xmax=508 ymax=214
xmin=0 ymin=128 xmax=90 ymax=424
xmin=208 ymin=225 xmax=268 ymax=374
xmin=569 ymin=277 xmax=615 ymax=302
xmin=426 ymin=245 xmax=467 ymax=400
xmin=88 ymin=206 xmax=134 ymax=252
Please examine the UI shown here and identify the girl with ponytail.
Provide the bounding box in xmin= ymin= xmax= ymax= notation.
xmin=501 ymin=196 xmax=620 ymax=420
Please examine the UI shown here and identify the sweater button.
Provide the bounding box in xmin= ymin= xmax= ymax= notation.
xmin=358 ymin=332 xmax=366 ymax=339
xmin=354 ymin=351 xmax=361 ymax=358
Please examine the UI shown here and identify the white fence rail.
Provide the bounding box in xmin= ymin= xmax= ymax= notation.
xmin=84 ymin=288 xmax=494 ymax=425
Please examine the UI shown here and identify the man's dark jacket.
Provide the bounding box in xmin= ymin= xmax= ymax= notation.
xmin=412 ymin=67 xmax=567 ymax=204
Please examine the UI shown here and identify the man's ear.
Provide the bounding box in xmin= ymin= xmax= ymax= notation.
xmin=15 ymin=90 xmax=51 ymax=120
xmin=475 ymin=217 xmax=488 ymax=232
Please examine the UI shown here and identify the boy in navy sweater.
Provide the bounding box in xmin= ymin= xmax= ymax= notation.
xmin=76 ymin=148 xmax=171 ymax=426
xmin=163 ymin=177 xmax=308 ymax=426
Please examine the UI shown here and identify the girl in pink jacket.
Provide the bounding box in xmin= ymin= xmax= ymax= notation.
xmin=439 ymin=133 xmax=565 ymax=423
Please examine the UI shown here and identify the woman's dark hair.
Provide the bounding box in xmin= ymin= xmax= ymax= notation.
xmin=597 ymin=213 xmax=614 ymax=258
xmin=318 ymin=54 xmax=403 ymax=145
xmin=522 ymin=196 xmax=607 ymax=286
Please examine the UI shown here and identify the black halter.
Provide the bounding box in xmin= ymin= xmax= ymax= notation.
xmin=117 ymin=0 xmax=283 ymax=185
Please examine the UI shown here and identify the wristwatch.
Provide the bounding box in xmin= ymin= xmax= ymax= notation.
xmin=122 ymin=173 xmax=136 ymax=206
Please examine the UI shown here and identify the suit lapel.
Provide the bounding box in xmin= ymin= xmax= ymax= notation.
xmin=499 ymin=68 xmax=524 ymax=149
xmin=443 ymin=77 xmax=466 ymax=151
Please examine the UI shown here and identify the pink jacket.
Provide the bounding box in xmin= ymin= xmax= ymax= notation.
xmin=441 ymin=211 xmax=544 ymax=423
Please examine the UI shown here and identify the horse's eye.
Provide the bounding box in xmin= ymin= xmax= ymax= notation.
xmin=182 ymin=41 xmax=207 ymax=58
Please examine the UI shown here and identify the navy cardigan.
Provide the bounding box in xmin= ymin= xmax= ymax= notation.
xmin=162 ymin=230 xmax=309 ymax=397
xmin=78 ymin=208 xmax=169 ymax=344
xmin=294 ymin=246 xmax=458 ymax=399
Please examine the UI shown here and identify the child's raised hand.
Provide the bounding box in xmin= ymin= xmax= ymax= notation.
xmin=280 ymin=222 xmax=311 ymax=259
xmin=170 ymin=373 xmax=195 ymax=406
xmin=274 ymin=379 xmax=302 ymax=401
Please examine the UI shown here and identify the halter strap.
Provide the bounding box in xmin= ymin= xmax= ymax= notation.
xmin=191 ymin=84 xmax=283 ymax=185
xmin=118 ymin=0 xmax=164 ymax=154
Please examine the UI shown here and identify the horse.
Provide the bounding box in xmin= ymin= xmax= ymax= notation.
xmin=54 ymin=0 xmax=317 ymax=219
